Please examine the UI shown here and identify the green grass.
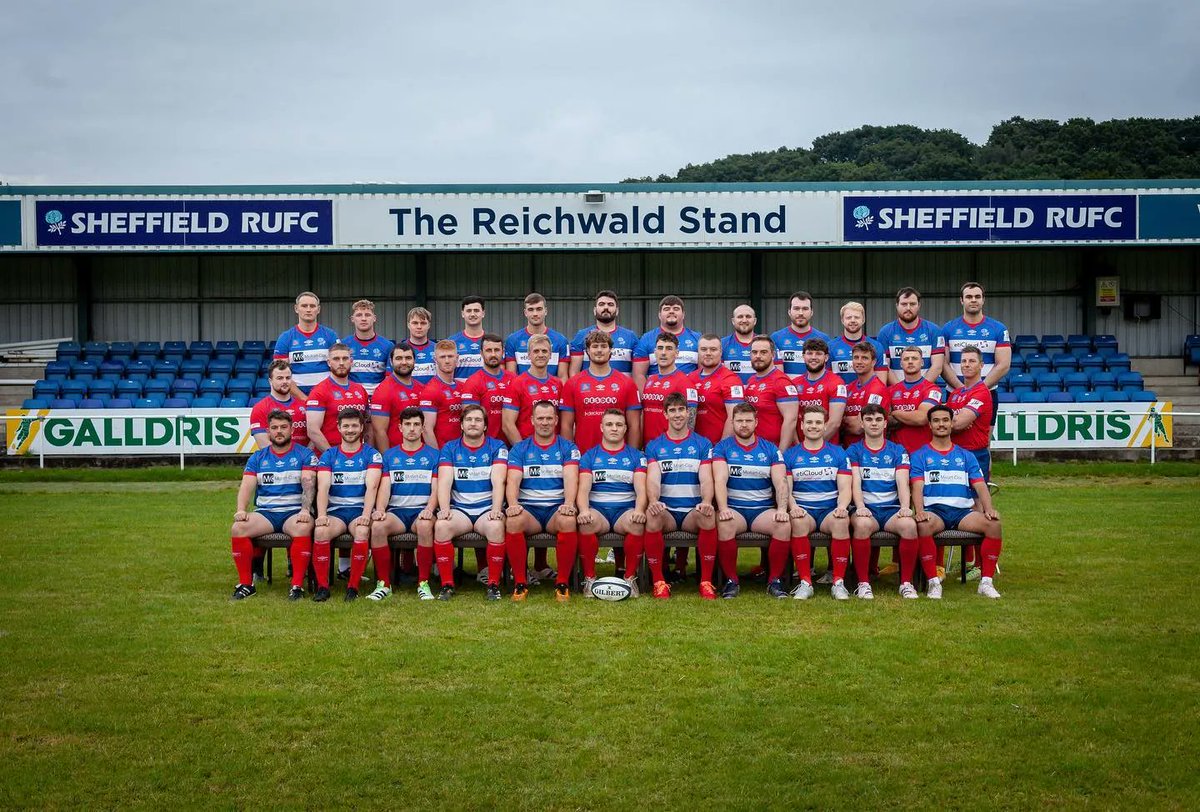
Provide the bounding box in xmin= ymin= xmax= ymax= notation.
xmin=1 ymin=466 xmax=1198 ymax=808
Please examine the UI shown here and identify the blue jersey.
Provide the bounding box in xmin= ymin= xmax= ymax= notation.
xmin=828 ymin=334 xmax=887 ymax=383
xmin=770 ymin=326 xmax=832 ymax=377
xmin=941 ymin=316 xmax=1010 ymax=381
xmin=645 ymin=432 xmax=713 ymax=515
xmin=634 ymin=327 xmax=702 ymax=375
xmin=244 ymin=443 xmax=318 ymax=513
xmin=449 ymin=330 xmax=486 ymax=382
xmin=274 ymin=324 xmax=340 ymax=393
xmin=407 ymin=338 xmax=437 ymax=385
xmin=507 ymin=436 xmax=580 ymax=507
xmin=316 ymin=444 xmax=383 ymax=513
xmin=505 ymin=327 xmax=571 ymax=377
xmin=713 ymin=436 xmax=784 ymax=512
xmin=569 ymin=325 xmax=640 ymax=374
xmin=876 ymin=319 xmax=944 ymax=377
xmin=720 ymin=334 xmax=755 ymax=382
xmin=382 ymin=443 xmax=439 ymax=511
xmin=439 ymin=437 xmax=508 ymax=514
xmin=580 ymin=443 xmax=646 ymax=512
xmin=846 ymin=439 xmax=910 ymax=508
xmin=784 ymin=442 xmax=850 ymax=512
xmin=909 ymin=443 xmax=983 ymax=511
xmin=342 ymin=333 xmax=395 ymax=396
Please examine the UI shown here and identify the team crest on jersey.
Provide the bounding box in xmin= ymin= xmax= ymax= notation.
xmin=581 ymin=383 xmax=591 ymax=392
xmin=823 ymin=454 xmax=833 ymax=463
xmin=528 ymin=385 xmax=538 ymax=394
xmin=275 ymin=458 xmax=285 ymax=468
xmin=333 ymin=390 xmax=343 ymax=400
xmin=757 ymin=453 xmax=768 ymax=462
xmin=468 ymin=455 xmax=478 ymax=462
xmin=686 ymin=445 xmax=696 ymax=453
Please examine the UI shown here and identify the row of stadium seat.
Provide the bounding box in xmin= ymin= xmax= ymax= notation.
xmin=1009 ymin=351 xmax=1130 ymax=373
xmin=1184 ymin=334 xmax=1200 ymax=366
xmin=33 ymin=375 xmax=274 ymax=401
xmin=43 ymin=357 xmax=270 ymax=381
xmin=55 ymin=340 xmax=272 ymax=363
xmin=1011 ymin=334 xmax=1118 ymax=354
xmin=999 ymin=390 xmax=1157 ymax=404
xmin=22 ymin=394 xmax=252 ymax=410
xmin=999 ymin=370 xmax=1146 ymax=393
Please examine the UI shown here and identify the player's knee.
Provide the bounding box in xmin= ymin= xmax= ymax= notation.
xmin=850 ymin=516 xmax=873 ymax=538
xmin=897 ymin=518 xmax=918 ymax=539
xmin=986 ymin=519 xmax=1002 ymax=537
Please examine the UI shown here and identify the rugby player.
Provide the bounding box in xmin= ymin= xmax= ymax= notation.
xmin=462 ymin=333 xmax=518 ymax=441
xmin=771 ymin=291 xmax=831 ymax=378
xmin=828 ymin=301 xmax=887 ymax=385
xmin=505 ymin=402 xmax=581 ymax=601
xmin=312 ymin=409 xmax=383 ymax=602
xmin=568 ymin=289 xmax=639 ymax=376
xmin=433 ymin=404 xmax=508 ymax=601
xmin=420 ymin=340 xmax=472 ymax=448
xmin=690 ymin=333 xmax=744 ymax=445
xmin=911 ymin=405 xmax=1004 ymax=599
xmin=840 ymin=342 xmax=891 ymax=448
xmin=341 ymin=298 xmax=394 ymax=397
xmin=230 ymin=409 xmax=317 ymax=600
xmin=646 ymin=393 xmax=719 ymax=599
xmin=505 ymin=292 xmax=571 ymax=381
xmin=404 ymin=306 xmax=437 ymax=385
xmin=577 ymin=410 xmax=649 ymax=596
xmin=560 ymin=330 xmax=641 ymax=452
xmin=305 ymin=342 xmax=371 ymax=454
xmin=792 ymin=338 xmax=848 ymax=445
xmin=249 ymin=360 xmax=307 ymax=450
xmin=712 ymin=403 xmax=790 ymax=599
xmin=632 ymin=295 xmax=702 ymax=388
xmin=781 ymin=406 xmax=852 ymax=600
xmin=876 ymin=287 xmax=945 ymax=385
xmin=948 ymin=345 xmax=996 ymax=578
xmin=887 ymin=346 xmax=944 ymax=454
xmin=502 ymin=334 xmax=564 ymax=444
xmin=641 ymin=332 xmax=698 ymax=444
xmin=369 ymin=342 xmax=424 ymax=452
xmin=367 ymin=408 xmax=438 ymax=601
xmin=721 ymin=304 xmax=758 ymax=383
xmin=274 ymin=291 xmax=340 ymax=398
xmin=941 ymin=282 xmax=1011 ymax=435
xmin=848 ymin=404 xmax=921 ymax=599
xmin=450 ymin=295 xmax=488 ymax=382
xmin=740 ymin=335 xmax=798 ymax=450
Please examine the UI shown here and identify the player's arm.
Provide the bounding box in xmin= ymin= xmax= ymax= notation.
xmin=824 ymin=399 xmax=846 ymax=441
xmin=502 ymin=402 xmax=522 ymax=446
xmin=972 ymin=479 xmax=999 ymax=518
xmin=421 ymin=407 xmax=438 ymax=448
xmin=489 ymin=461 xmax=507 ymax=518
xmin=985 ymin=345 xmax=1012 ymax=389
xmin=687 ymin=405 xmax=697 ymax=430
xmin=722 ymin=402 xmax=736 ymax=439
xmin=250 ymin=412 xmax=270 ymax=449
xmin=850 ymin=465 xmax=868 ymax=514
xmin=556 ymin=358 xmax=570 ymax=384
xmin=632 ymin=360 xmax=650 ymax=391
xmin=941 ymin=363 xmax=963 ymax=390
xmin=504 ymin=359 xmax=517 ymax=375
xmin=371 ymin=413 xmax=391 ymax=453
xmin=910 ymin=477 xmax=929 ymax=521
xmin=892 ymin=401 xmax=934 ymax=427
xmin=562 ymin=461 xmax=579 ymax=515
xmin=436 ymin=463 xmax=453 ymax=517
xmin=363 ymin=466 xmax=382 ymax=523
xmin=624 ymin=407 xmax=641 ymax=450
xmin=895 ymin=466 xmax=913 ymax=516
xmin=698 ymin=459 xmax=715 ymax=510
xmin=842 ymin=412 xmax=863 ymax=439
xmin=712 ymin=459 xmax=731 ymax=516
xmin=316 ymin=469 xmax=331 ymax=521
xmin=559 ymin=409 xmax=576 ymax=441
xmin=373 ymin=468 xmax=391 ymax=514
xmin=575 ymin=470 xmax=592 ymax=518
xmin=951 ymin=402 xmax=979 ymax=431
xmin=305 ymin=409 xmax=330 ymax=453
xmin=778 ymin=399 xmax=799 ymax=451
xmin=420 ymin=474 xmax=438 ymax=519
xmin=834 ymin=470 xmax=853 ymax=516
xmin=235 ymin=473 xmax=256 ymax=519
xmin=299 ymin=469 xmax=316 ymax=515
xmin=925 ymin=346 xmax=946 ymax=385
xmin=504 ymin=466 xmax=524 ymax=516
xmin=633 ymin=470 xmax=648 ymax=514
xmin=770 ymin=462 xmax=789 ymax=513
xmin=568 ymin=353 xmax=584 ymax=377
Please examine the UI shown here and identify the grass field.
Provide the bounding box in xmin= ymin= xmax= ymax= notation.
xmin=1 ymin=462 xmax=1198 ymax=808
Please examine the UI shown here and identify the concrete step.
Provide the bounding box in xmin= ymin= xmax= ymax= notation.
xmin=1143 ymin=375 xmax=1197 ymax=388
xmin=1134 ymin=358 xmax=1186 ymax=375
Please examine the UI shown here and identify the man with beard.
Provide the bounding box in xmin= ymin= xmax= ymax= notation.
xmin=462 ymin=333 xmax=518 ymax=442
xmin=840 ymin=342 xmax=891 ymax=448
xmin=828 ymin=301 xmax=887 ymax=385
xmin=876 ymin=287 xmax=945 ymax=385
xmin=740 ymin=335 xmax=799 ymax=451
xmin=568 ymin=289 xmax=640 ymax=376
xmin=560 ymin=329 xmax=642 ymax=453
xmin=250 ymin=360 xmax=307 ymax=450
xmin=792 ymin=338 xmax=848 ymax=444
xmin=505 ymin=293 xmax=571 ymax=381
xmin=420 ymin=340 xmax=473 ymax=449
xmin=404 ymin=306 xmax=437 ymax=385
xmin=341 ymin=298 xmax=394 ymax=397
xmin=305 ymin=342 xmax=372 ymax=454
xmin=370 ymin=342 xmax=425 ymax=452
xmin=721 ymin=304 xmax=758 ymax=383
xmin=771 ymin=291 xmax=831 ymax=378
xmin=690 ymin=333 xmax=744 ymax=445
xmin=632 ymin=295 xmax=702 ymax=388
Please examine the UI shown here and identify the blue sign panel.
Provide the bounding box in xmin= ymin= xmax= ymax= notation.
xmin=843 ymin=194 xmax=1137 ymax=243
xmin=1138 ymin=194 xmax=1200 ymax=240
xmin=0 ymin=200 xmax=19 ymax=246
xmin=34 ymin=199 xmax=333 ymax=247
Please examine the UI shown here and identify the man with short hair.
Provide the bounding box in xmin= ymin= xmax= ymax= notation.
xmin=367 ymin=408 xmax=438 ymax=601
xmin=450 ymin=295 xmax=488 ymax=382
xmin=828 ymin=301 xmax=887 ymax=385
xmin=948 ymin=345 xmax=996 ymax=578
xmin=887 ymin=346 xmax=945 ymax=454
xmin=560 ymin=330 xmax=642 ymax=452
xmin=645 ymin=393 xmax=719 ymax=599
xmin=369 ymin=342 xmax=425 ymax=452
xmin=505 ymin=292 xmax=571 ymax=381
xmin=312 ymin=409 xmax=383 ymax=602
xmin=420 ymin=340 xmax=473 ymax=448
xmin=230 ymin=410 xmax=317 ymax=600
xmin=405 ymin=306 xmax=438 ymax=385
xmin=771 ymin=291 xmax=831 ymax=378
xmin=792 ymin=338 xmax=848 ymax=444
xmin=342 ymin=298 xmax=394 ymax=397
xmin=249 ymin=360 xmax=308 ymax=450
xmin=841 ymin=342 xmax=891 ymax=448
xmin=577 ymin=410 xmax=649 ymax=596
xmin=690 ymin=333 xmax=744 ymax=445
xmin=741 ymin=335 xmax=799 ymax=451
xmin=505 ymin=402 xmax=581 ymax=601
xmin=305 ymin=342 xmax=372 ymax=454
xmin=640 ymin=332 xmax=698 ymax=444
xmin=502 ymin=333 xmax=564 ymax=444
xmin=569 ymin=289 xmax=640 ymax=376
xmin=876 ymin=287 xmax=945 ymax=385
xmin=433 ymin=404 xmax=508 ymax=601
xmin=721 ymin=304 xmax=758 ymax=383
xmin=941 ymin=282 xmax=1011 ymax=433
xmin=274 ymin=291 xmax=340 ymax=398
xmin=712 ymin=403 xmax=790 ymax=599
xmin=911 ymin=405 xmax=1004 ymax=599
xmin=462 ymin=333 xmax=518 ymax=442
xmin=632 ymin=295 xmax=702 ymax=388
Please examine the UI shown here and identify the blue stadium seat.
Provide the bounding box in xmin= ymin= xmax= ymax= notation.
xmin=1024 ymin=353 xmax=1050 ymax=373
xmin=1063 ymin=371 xmax=1089 ymax=390
xmin=1049 ymin=352 xmax=1077 ymax=372
xmin=109 ymin=341 xmax=135 ymax=360
xmin=1128 ymin=390 xmax=1157 ymax=402
xmin=134 ymin=341 xmax=162 ymax=360
xmin=258 ymin=358 xmax=273 ymax=375
xmin=181 ymin=357 xmax=208 ymax=377
xmin=225 ymin=378 xmax=253 ymax=396
xmin=180 ymin=371 xmax=204 ymax=385
xmin=1093 ymin=334 xmax=1118 ymax=353
xmin=116 ymin=379 xmax=143 ymax=399
xmin=93 ymin=394 xmax=113 ymax=406
xmin=1006 ymin=353 xmax=1026 ymax=373
xmin=163 ymin=396 xmax=192 ymax=409
xmin=22 ymin=398 xmax=49 ymax=409
xmin=171 ymin=378 xmax=199 ymax=396
xmin=134 ymin=398 xmax=158 ymax=409
xmin=1117 ymin=371 xmax=1144 ymax=391
xmin=1078 ymin=354 xmax=1106 ymax=373
xmin=1008 ymin=373 xmax=1035 ymax=394
xmin=152 ymin=373 xmax=176 ymax=385
xmin=143 ymin=379 xmax=171 ymax=397
xmin=33 ymin=380 xmax=61 ymax=399
xmin=207 ymin=358 xmax=235 ymax=377
xmin=188 ymin=340 xmax=214 ymax=359
xmin=193 ymin=396 xmax=221 ymax=408
xmin=241 ymin=340 xmax=267 ymax=358
xmin=234 ymin=358 xmax=260 ymax=377
xmin=147 ymin=393 xmax=167 ymax=407
xmin=1019 ymin=391 xmax=1048 ymax=403
xmin=1066 ymin=334 xmax=1092 ymax=352
xmin=1190 ymin=346 xmax=1200 ymax=366
xmin=253 ymin=379 xmax=272 ymax=397
xmin=216 ymin=340 xmax=240 ymax=356
xmin=199 ymin=378 xmax=226 ymax=396
xmin=56 ymin=341 xmax=81 ymax=362
xmin=1035 ymin=372 xmax=1063 ymax=392
xmin=1090 ymin=372 xmax=1117 ymax=393
xmin=51 ymin=398 xmax=78 ymax=409
xmin=61 ymin=380 xmax=88 ymax=399
xmin=1076 ymin=391 xmax=1104 ymax=403
xmin=88 ymin=379 xmax=116 ymax=397
xmin=99 ymin=360 xmax=126 ymax=377
xmin=162 ymin=352 xmax=185 ymax=367
xmin=125 ymin=360 xmax=153 ymax=378
xmin=1047 ymin=392 xmax=1075 ymax=403
xmin=1012 ymin=335 xmax=1039 ymax=354
xmin=1184 ymin=335 xmax=1200 ymax=362
xmin=1106 ymin=353 xmax=1131 ymax=373
xmin=1102 ymin=390 xmax=1131 ymax=402
xmin=83 ymin=340 xmax=109 ymax=358
xmin=163 ymin=340 xmax=188 ymax=357
xmin=220 ymin=394 xmax=250 ymax=408
xmin=44 ymin=360 xmax=71 ymax=380
xmin=153 ymin=359 xmax=179 ymax=377
xmin=107 ymin=398 xmax=134 ymax=409
xmin=1040 ymin=334 xmax=1066 ymax=354
xmin=78 ymin=398 xmax=104 ymax=409
xmin=71 ymin=360 xmax=99 ymax=379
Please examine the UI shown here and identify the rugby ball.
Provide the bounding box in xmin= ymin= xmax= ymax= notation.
xmin=591 ymin=576 xmax=633 ymax=602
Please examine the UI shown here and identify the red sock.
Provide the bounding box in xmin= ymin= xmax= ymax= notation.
xmin=578 ymin=533 xmax=599 ymax=579
xmin=534 ymin=547 xmax=549 ymax=570
xmin=851 ymin=538 xmax=871 ymax=583
xmin=289 ymin=536 xmax=311 ymax=588
xmin=433 ymin=541 xmax=456 ymax=587
xmin=400 ymin=548 xmax=415 ymax=574
xmin=313 ymin=539 xmax=332 ymax=588
xmin=869 ymin=546 xmax=881 ymax=576
xmin=937 ymin=544 xmax=946 ymax=571
xmin=981 ymin=537 xmax=1003 ymax=578
xmin=767 ymin=538 xmax=790 ymax=582
xmin=831 ymin=538 xmax=851 ymax=583
xmin=473 ymin=546 xmax=487 ymax=575
xmin=613 ymin=548 xmax=625 ymax=573
xmin=505 ymin=532 xmax=527 ymax=584
xmin=486 ymin=542 xmax=505 ymax=586
xmin=918 ymin=535 xmax=938 ymax=580
xmin=965 ymin=544 xmax=977 ymax=565
xmin=555 ymin=532 xmax=578 ymax=585
xmin=231 ymin=536 xmax=253 ymax=586
xmin=717 ymin=538 xmax=739 ymax=583
xmin=899 ymin=538 xmax=918 ymax=583
xmin=790 ymin=536 xmax=812 ymax=583
xmin=644 ymin=530 xmax=665 ymax=582
xmin=252 ymin=546 xmax=266 ymax=563
xmin=347 ymin=539 xmax=369 ymax=589
xmin=416 ymin=544 xmax=434 ymax=583
xmin=673 ymin=547 xmax=688 ymax=573
xmin=372 ymin=543 xmax=392 ymax=588
xmin=697 ymin=527 xmax=718 ymax=584
xmin=623 ymin=533 xmax=644 ymax=580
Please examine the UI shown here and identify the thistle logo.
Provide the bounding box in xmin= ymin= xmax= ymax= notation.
xmin=45 ymin=209 xmax=67 ymax=235
xmin=852 ymin=205 xmax=873 ymax=230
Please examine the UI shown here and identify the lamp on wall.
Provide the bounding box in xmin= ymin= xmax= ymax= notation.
xmin=583 ymin=190 xmax=605 ymax=205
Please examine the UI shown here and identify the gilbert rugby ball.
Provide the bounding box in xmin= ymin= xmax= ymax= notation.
xmin=591 ymin=576 xmax=633 ymax=601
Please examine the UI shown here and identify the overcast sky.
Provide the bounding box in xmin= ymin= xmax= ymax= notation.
xmin=2 ymin=0 xmax=1197 ymax=185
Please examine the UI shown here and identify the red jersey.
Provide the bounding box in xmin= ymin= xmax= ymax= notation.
xmin=560 ymin=369 xmax=641 ymax=452
xmin=948 ymin=380 xmax=993 ymax=451
xmin=794 ymin=369 xmax=849 ymax=444
xmin=249 ymin=394 xmax=308 ymax=447
xmin=304 ymin=377 xmax=370 ymax=447
xmin=887 ymin=378 xmax=945 ymax=453
xmin=369 ymin=373 xmax=424 ymax=449
xmin=842 ymin=376 xmax=891 ymax=447
xmin=503 ymin=371 xmax=564 ymax=439
xmin=688 ymin=366 xmax=745 ymax=445
xmin=420 ymin=375 xmax=473 ymax=447
xmin=741 ymin=369 xmax=797 ymax=445
xmin=462 ymin=368 xmax=518 ymax=441
xmin=641 ymin=369 xmax=699 ymax=444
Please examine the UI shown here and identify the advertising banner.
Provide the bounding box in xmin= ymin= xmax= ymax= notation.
xmin=0 ymin=200 xmax=19 ymax=246
xmin=5 ymin=409 xmax=255 ymax=456
xmin=1138 ymin=193 xmax=1200 ymax=240
xmin=990 ymin=402 xmax=1172 ymax=449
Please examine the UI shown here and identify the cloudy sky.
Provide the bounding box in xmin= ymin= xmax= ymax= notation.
xmin=2 ymin=0 xmax=1196 ymax=185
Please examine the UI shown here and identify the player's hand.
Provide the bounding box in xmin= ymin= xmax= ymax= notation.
xmin=897 ymin=507 xmax=913 ymax=518
xmin=773 ymin=510 xmax=788 ymax=524
xmin=371 ymin=508 xmax=386 ymax=522
xmin=577 ymin=509 xmax=594 ymax=525
xmin=695 ymin=503 xmax=714 ymax=518
xmin=788 ymin=506 xmax=806 ymax=519
xmin=647 ymin=501 xmax=666 ymax=517
xmin=358 ymin=514 xmax=373 ymax=528
xmin=914 ymin=510 xmax=931 ymax=523
xmin=315 ymin=516 xmax=329 ymax=527
xmin=717 ymin=507 xmax=735 ymax=522
xmin=233 ymin=510 xmax=248 ymax=522
xmin=436 ymin=509 xmax=452 ymax=521
xmin=487 ymin=508 xmax=503 ymax=521
xmin=418 ymin=509 xmax=434 ymax=522
xmin=855 ymin=507 xmax=872 ymax=518
xmin=630 ymin=510 xmax=647 ymax=525
xmin=505 ymin=504 xmax=524 ymax=517
xmin=832 ymin=506 xmax=849 ymax=520
xmin=984 ymin=507 xmax=1000 ymax=521
xmin=557 ymin=504 xmax=576 ymax=517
